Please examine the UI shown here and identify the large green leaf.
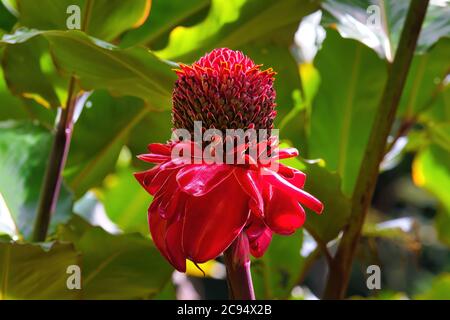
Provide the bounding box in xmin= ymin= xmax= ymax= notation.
xmin=322 ymin=0 xmax=450 ymax=60
xmin=15 ymin=0 xmax=151 ymax=41
xmin=398 ymin=38 xmax=450 ymax=118
xmin=64 ymin=91 xmax=150 ymax=198
xmin=421 ymin=84 xmax=450 ymax=124
xmin=121 ymin=0 xmax=210 ymax=48
xmin=2 ymin=29 xmax=176 ymax=109
xmin=58 ymin=216 xmax=173 ymax=299
xmin=0 ymin=62 xmax=55 ymax=124
xmin=0 ymin=121 xmax=73 ymax=240
xmin=307 ymin=30 xmax=387 ymax=196
xmin=0 ymin=240 xmax=80 ymax=299
xmin=2 ymin=36 xmax=61 ymax=107
xmin=157 ymin=0 xmax=320 ymax=62
xmin=0 ymin=48 xmax=30 ymax=120
xmin=252 ymin=231 xmax=304 ymax=299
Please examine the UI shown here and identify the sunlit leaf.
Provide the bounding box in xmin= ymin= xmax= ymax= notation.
xmin=121 ymin=0 xmax=210 ymax=47
xmin=322 ymin=0 xmax=450 ymax=60
xmin=413 ymin=143 xmax=450 ymax=247
xmin=157 ymin=0 xmax=319 ymax=62
xmin=15 ymin=0 xmax=151 ymax=41
xmin=0 ymin=240 xmax=80 ymax=299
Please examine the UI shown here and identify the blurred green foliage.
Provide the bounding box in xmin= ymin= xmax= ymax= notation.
xmin=0 ymin=0 xmax=449 ymax=299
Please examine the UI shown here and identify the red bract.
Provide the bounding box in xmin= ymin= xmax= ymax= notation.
xmin=135 ymin=141 xmax=323 ymax=272
xmin=135 ymin=48 xmax=323 ymax=272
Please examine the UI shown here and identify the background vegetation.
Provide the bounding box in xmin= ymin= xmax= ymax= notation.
xmin=0 ymin=0 xmax=449 ymax=299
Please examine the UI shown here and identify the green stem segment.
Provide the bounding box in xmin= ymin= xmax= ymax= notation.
xmin=32 ymin=77 xmax=77 ymax=242
xmin=224 ymin=236 xmax=255 ymax=300
xmin=323 ymin=0 xmax=430 ymax=299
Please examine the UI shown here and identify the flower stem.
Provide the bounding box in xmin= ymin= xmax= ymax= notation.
xmin=32 ymin=76 xmax=77 ymax=242
xmin=223 ymin=236 xmax=255 ymax=300
xmin=322 ymin=0 xmax=430 ymax=299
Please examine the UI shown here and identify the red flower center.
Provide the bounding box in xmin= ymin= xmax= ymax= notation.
xmin=172 ymin=48 xmax=277 ymax=133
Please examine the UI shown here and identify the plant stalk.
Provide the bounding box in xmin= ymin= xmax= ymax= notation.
xmin=32 ymin=76 xmax=77 ymax=242
xmin=322 ymin=0 xmax=430 ymax=299
xmin=224 ymin=236 xmax=255 ymax=300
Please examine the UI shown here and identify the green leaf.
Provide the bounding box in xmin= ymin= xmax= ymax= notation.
xmin=99 ymin=164 xmax=150 ymax=235
xmin=0 ymin=121 xmax=73 ymax=240
xmin=157 ymin=0 xmax=319 ymax=61
xmin=2 ymin=36 xmax=61 ymax=107
xmin=0 ymin=49 xmax=30 ymax=120
xmin=415 ymin=273 xmax=450 ymax=300
xmin=421 ymin=83 xmax=450 ymax=124
xmin=127 ymin=110 xmax=173 ymax=165
xmin=0 ymin=0 xmax=16 ymax=31
xmin=252 ymin=230 xmax=304 ymax=299
xmin=64 ymin=91 xmax=150 ymax=197
xmin=2 ymin=29 xmax=176 ymax=109
xmin=308 ymin=30 xmax=387 ymax=196
xmin=280 ymin=63 xmax=321 ymax=153
xmin=398 ymin=38 xmax=450 ymax=118
xmin=15 ymin=0 xmax=151 ymax=42
xmin=120 ymin=0 xmax=210 ymax=47
xmin=322 ymin=0 xmax=450 ymax=60
xmin=58 ymin=216 xmax=173 ymax=299
xmin=0 ymin=240 xmax=80 ymax=299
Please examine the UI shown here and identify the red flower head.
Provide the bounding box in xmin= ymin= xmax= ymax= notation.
xmin=135 ymin=48 xmax=323 ymax=272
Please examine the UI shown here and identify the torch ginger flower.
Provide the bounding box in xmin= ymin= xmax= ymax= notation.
xmin=135 ymin=48 xmax=323 ymax=274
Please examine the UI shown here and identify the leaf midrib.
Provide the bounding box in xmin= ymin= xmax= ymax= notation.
xmin=44 ymin=31 xmax=172 ymax=97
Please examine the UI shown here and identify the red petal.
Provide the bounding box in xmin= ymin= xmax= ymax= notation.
xmin=147 ymin=160 xmax=185 ymax=195
xmin=245 ymin=217 xmax=272 ymax=257
xmin=148 ymin=143 xmax=171 ymax=155
xmin=278 ymin=164 xmax=306 ymax=188
xmin=148 ymin=203 xmax=170 ymax=264
xmin=234 ymin=168 xmax=264 ymax=216
xmin=148 ymin=201 xmax=186 ymax=272
xmin=262 ymin=168 xmax=323 ymax=214
xmin=265 ymin=188 xmax=306 ymax=235
xmin=181 ymin=175 xmax=249 ymax=263
xmin=249 ymin=228 xmax=272 ymax=258
xmin=138 ymin=153 xmax=171 ymax=163
xmin=176 ymin=164 xmax=234 ymax=197
xmin=276 ymin=148 xmax=299 ymax=160
xmin=159 ymin=186 xmax=188 ymax=220
xmin=134 ymin=167 xmax=160 ymax=194
xmin=165 ymin=219 xmax=186 ymax=272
